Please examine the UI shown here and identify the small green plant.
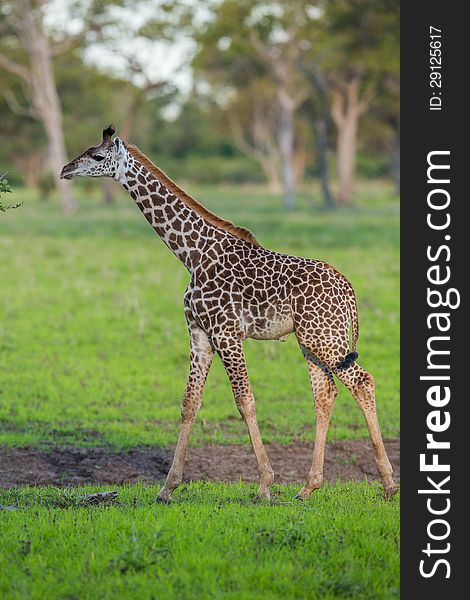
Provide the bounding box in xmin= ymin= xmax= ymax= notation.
xmin=0 ymin=173 xmax=22 ymax=212
xmin=253 ymin=521 xmax=312 ymax=551
xmin=109 ymin=527 xmax=173 ymax=574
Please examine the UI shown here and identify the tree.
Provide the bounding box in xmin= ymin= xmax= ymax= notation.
xmin=0 ymin=66 xmax=47 ymax=188
xmin=301 ymin=61 xmax=335 ymax=209
xmin=324 ymin=0 xmax=399 ymax=204
xmin=226 ymin=78 xmax=283 ymax=193
xmin=330 ymin=78 xmax=373 ymax=204
xmin=248 ymin=19 xmax=310 ymax=209
xmin=193 ymin=0 xmax=316 ymax=209
xmin=0 ymin=0 xmax=183 ymax=207
xmin=375 ymin=73 xmax=400 ymax=192
xmin=55 ymin=51 xmax=140 ymax=205
xmin=0 ymin=0 xmax=78 ymax=211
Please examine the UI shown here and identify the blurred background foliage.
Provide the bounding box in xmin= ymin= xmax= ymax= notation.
xmin=0 ymin=0 xmax=399 ymax=210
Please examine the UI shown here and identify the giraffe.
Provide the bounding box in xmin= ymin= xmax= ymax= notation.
xmin=61 ymin=125 xmax=398 ymax=502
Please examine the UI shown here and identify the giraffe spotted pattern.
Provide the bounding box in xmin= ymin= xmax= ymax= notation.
xmin=61 ymin=125 xmax=398 ymax=502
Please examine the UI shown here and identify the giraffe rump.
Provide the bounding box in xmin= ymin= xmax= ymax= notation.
xmin=125 ymin=144 xmax=260 ymax=247
xmin=334 ymin=281 xmax=360 ymax=370
xmin=346 ymin=283 xmax=359 ymax=353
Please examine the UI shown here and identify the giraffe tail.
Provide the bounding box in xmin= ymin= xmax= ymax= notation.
xmin=336 ymin=351 xmax=359 ymax=370
xmin=336 ymin=283 xmax=360 ymax=370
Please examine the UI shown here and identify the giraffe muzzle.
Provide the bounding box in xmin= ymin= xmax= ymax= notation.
xmin=60 ymin=165 xmax=75 ymax=180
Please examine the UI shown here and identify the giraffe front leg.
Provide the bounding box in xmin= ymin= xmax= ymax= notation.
xmin=157 ymin=325 xmax=213 ymax=503
xmin=296 ymin=360 xmax=338 ymax=500
xmin=216 ymin=338 xmax=274 ymax=500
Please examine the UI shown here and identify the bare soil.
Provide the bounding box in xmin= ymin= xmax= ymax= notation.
xmin=0 ymin=439 xmax=399 ymax=488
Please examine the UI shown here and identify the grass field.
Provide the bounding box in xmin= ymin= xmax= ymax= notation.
xmin=0 ymin=481 xmax=399 ymax=600
xmin=0 ymin=181 xmax=399 ymax=448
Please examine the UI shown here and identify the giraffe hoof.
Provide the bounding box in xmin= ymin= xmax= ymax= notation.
xmin=384 ymin=484 xmax=399 ymax=500
xmin=255 ymin=484 xmax=272 ymax=501
xmin=156 ymin=493 xmax=173 ymax=504
xmin=254 ymin=495 xmax=271 ymax=503
xmin=252 ymin=491 xmax=271 ymax=503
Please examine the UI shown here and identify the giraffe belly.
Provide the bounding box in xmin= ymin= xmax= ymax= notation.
xmin=241 ymin=309 xmax=294 ymax=342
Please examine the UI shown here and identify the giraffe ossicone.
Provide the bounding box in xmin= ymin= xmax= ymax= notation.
xmin=61 ymin=125 xmax=398 ymax=502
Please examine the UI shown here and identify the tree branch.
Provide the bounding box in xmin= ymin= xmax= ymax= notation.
xmin=249 ymin=31 xmax=275 ymax=65
xmin=50 ymin=34 xmax=81 ymax=57
xmin=346 ymin=78 xmax=360 ymax=105
xmin=293 ymin=87 xmax=310 ymax=109
xmin=3 ymin=89 xmax=40 ymax=119
xmin=0 ymin=53 xmax=31 ymax=84
xmin=357 ymin=85 xmax=375 ymax=116
xmin=228 ymin=112 xmax=261 ymax=160
xmin=330 ymin=89 xmax=345 ymax=128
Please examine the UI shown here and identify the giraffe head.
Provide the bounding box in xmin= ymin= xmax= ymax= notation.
xmin=60 ymin=125 xmax=126 ymax=180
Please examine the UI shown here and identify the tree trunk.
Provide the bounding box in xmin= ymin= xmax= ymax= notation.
xmin=18 ymin=0 xmax=76 ymax=212
xmin=278 ymin=101 xmax=295 ymax=209
xmin=308 ymin=65 xmax=335 ymax=209
xmin=331 ymin=79 xmax=372 ymax=205
xmin=228 ymin=110 xmax=282 ymax=194
xmin=259 ymin=158 xmax=282 ymax=193
xmin=336 ymin=115 xmax=358 ymax=204
xmin=293 ymin=142 xmax=306 ymax=186
xmin=249 ymin=31 xmax=308 ymax=209
xmin=43 ymin=106 xmax=76 ymax=212
xmin=313 ymin=117 xmax=335 ymax=210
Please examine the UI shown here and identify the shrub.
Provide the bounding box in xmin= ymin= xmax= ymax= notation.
xmin=0 ymin=173 xmax=22 ymax=213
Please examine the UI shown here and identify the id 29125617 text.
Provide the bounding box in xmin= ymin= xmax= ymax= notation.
xmin=429 ymin=26 xmax=442 ymax=111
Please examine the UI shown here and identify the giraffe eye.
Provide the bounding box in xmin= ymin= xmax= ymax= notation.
xmin=92 ymin=154 xmax=105 ymax=162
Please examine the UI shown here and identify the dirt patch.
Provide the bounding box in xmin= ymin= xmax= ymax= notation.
xmin=185 ymin=439 xmax=400 ymax=484
xmin=0 ymin=439 xmax=399 ymax=488
xmin=0 ymin=447 xmax=172 ymax=487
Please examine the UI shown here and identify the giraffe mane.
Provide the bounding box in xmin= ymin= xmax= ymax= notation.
xmin=125 ymin=144 xmax=260 ymax=247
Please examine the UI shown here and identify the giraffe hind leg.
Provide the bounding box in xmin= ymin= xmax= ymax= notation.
xmin=298 ymin=340 xmax=397 ymax=500
xmin=296 ymin=351 xmax=338 ymax=500
xmin=333 ymin=362 xmax=398 ymax=499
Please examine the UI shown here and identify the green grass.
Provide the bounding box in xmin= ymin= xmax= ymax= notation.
xmin=0 ymin=181 xmax=399 ymax=448
xmin=0 ymin=481 xmax=400 ymax=600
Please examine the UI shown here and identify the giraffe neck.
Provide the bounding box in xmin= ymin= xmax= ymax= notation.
xmin=115 ymin=150 xmax=226 ymax=271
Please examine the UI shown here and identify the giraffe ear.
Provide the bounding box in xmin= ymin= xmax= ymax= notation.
xmin=113 ymin=137 xmax=124 ymax=157
xmin=102 ymin=124 xmax=115 ymax=144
